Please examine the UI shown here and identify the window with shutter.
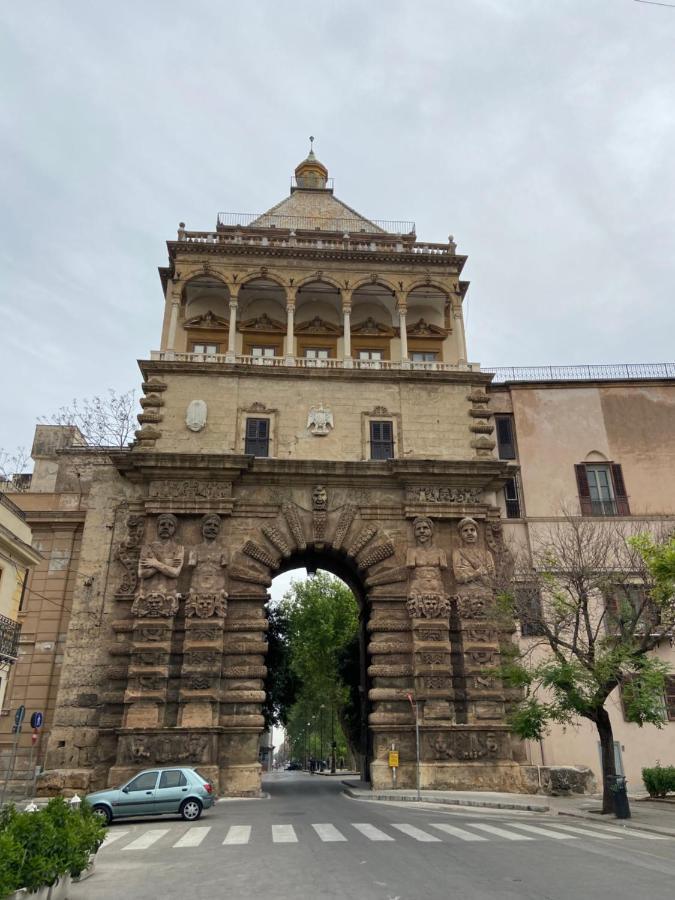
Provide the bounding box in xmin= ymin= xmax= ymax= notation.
xmin=245 ymin=418 xmax=270 ymax=457
xmin=370 ymin=420 xmax=394 ymax=460
xmin=576 ymin=463 xmax=630 ymax=516
xmin=504 ymin=476 xmax=521 ymax=518
xmin=495 ymin=415 xmax=516 ymax=459
xmin=665 ymin=677 xmax=675 ymax=722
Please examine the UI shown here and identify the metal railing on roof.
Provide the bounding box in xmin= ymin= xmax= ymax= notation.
xmin=485 ymin=363 xmax=675 ymax=383
xmin=217 ymin=212 xmax=416 ymax=235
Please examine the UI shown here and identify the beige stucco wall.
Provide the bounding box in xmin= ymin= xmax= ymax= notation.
xmin=507 ymin=382 xmax=675 ymax=517
xmin=147 ymin=369 xmax=479 ymax=461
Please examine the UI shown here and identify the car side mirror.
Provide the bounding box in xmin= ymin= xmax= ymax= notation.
xmin=122 ymin=786 xmax=129 ymax=793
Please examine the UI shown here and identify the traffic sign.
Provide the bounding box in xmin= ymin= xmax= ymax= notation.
xmin=30 ymin=712 xmax=43 ymax=729
xmin=388 ymin=750 xmax=399 ymax=768
xmin=14 ymin=706 xmax=25 ymax=728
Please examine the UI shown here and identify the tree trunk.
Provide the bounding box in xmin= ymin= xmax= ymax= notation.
xmin=594 ymin=706 xmax=617 ymax=815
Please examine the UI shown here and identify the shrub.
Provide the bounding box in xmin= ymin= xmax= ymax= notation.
xmin=642 ymin=764 xmax=675 ymax=798
xmin=0 ymin=799 xmax=107 ymax=898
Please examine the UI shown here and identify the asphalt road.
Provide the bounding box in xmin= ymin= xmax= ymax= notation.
xmin=72 ymin=771 xmax=675 ymax=900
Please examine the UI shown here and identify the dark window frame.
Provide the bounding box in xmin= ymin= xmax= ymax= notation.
xmin=245 ymin=417 xmax=270 ymax=457
xmin=665 ymin=676 xmax=675 ymax=722
xmin=370 ymin=420 xmax=394 ymax=460
xmin=504 ymin=475 xmax=521 ymax=519
xmin=495 ymin=414 xmax=517 ymax=460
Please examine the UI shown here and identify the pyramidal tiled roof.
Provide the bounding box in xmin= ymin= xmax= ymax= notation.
xmin=251 ymin=190 xmax=385 ymax=234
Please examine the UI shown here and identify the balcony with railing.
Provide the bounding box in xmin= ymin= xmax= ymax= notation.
xmin=0 ymin=614 xmax=21 ymax=665
xmin=486 ymin=363 xmax=675 ymax=383
xmin=149 ymin=350 xmax=479 ymax=373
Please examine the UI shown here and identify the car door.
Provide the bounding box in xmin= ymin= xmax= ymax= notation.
xmin=116 ymin=770 xmax=160 ymax=817
xmin=154 ymin=769 xmax=189 ymax=813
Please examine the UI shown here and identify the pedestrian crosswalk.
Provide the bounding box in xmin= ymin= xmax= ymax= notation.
xmin=99 ymin=818 xmax=667 ymax=852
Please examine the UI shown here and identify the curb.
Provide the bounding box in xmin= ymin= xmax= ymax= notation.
xmin=342 ymin=787 xmax=550 ymax=813
xmin=555 ymin=809 xmax=675 ymax=839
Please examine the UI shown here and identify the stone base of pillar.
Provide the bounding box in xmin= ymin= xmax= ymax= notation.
xmin=370 ymin=760 xmax=539 ymax=793
xmin=225 ymin=351 xmax=236 ymax=363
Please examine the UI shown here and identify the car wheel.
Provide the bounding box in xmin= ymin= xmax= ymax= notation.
xmin=91 ymin=805 xmax=112 ymax=826
xmin=180 ymin=798 xmax=202 ymax=821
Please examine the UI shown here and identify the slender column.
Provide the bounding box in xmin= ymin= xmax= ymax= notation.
xmin=226 ymin=285 xmax=239 ymax=362
xmin=167 ymin=294 xmax=180 ymax=352
xmin=341 ymin=290 xmax=352 ymax=362
xmin=285 ymin=287 xmax=296 ymax=362
xmin=452 ymin=297 xmax=468 ymax=364
xmin=398 ymin=303 xmax=408 ymax=361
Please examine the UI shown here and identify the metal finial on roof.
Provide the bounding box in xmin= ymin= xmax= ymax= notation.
xmin=309 ymin=135 xmax=315 ymax=150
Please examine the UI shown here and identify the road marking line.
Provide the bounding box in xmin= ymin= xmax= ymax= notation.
xmin=567 ymin=823 xmax=668 ymax=841
xmin=428 ymin=823 xmax=489 ymax=842
xmin=223 ymin=825 xmax=251 ymax=845
xmin=470 ymin=823 xmax=533 ymax=841
xmin=539 ymin=823 xmax=620 ymax=840
xmin=122 ymin=829 xmax=169 ymax=851
xmin=505 ymin=823 xmax=576 ymax=840
xmin=272 ymin=824 xmax=298 ymax=843
xmin=101 ymin=830 xmax=129 ymax=848
xmin=173 ymin=827 xmax=210 ymax=848
xmin=391 ymin=824 xmax=441 ymax=842
xmin=312 ymin=823 xmax=347 ymax=842
xmin=352 ymin=823 xmax=395 ymax=842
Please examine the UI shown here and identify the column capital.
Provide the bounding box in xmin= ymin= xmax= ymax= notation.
xmin=228 ymin=283 xmax=240 ymax=300
xmin=341 ymin=288 xmax=353 ymax=309
xmin=285 ymin=286 xmax=297 ymax=305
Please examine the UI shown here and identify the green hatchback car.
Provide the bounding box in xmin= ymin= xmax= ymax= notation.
xmin=85 ymin=767 xmax=215 ymax=825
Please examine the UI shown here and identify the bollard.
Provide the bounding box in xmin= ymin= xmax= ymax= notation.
xmin=607 ymin=775 xmax=631 ymax=819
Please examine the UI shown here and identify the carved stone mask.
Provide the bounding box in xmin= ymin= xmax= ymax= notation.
xmin=157 ymin=514 xmax=177 ymax=540
xmin=201 ymin=514 xmax=221 ymax=541
xmin=312 ymin=485 xmax=327 ymax=510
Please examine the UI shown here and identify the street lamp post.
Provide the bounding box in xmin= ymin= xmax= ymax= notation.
xmin=320 ymin=704 xmax=325 ymax=770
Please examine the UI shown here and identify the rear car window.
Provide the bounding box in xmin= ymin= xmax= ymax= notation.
xmin=159 ymin=770 xmax=187 ymax=789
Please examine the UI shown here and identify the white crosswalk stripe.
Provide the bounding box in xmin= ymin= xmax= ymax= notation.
xmin=223 ymin=825 xmax=251 ymax=845
xmin=539 ymin=823 xmax=620 ymax=840
xmin=351 ymin=823 xmax=395 ymax=841
xmin=505 ymin=823 xmax=575 ymax=840
xmin=470 ymin=823 xmax=533 ymax=841
xmin=312 ymin=823 xmax=347 ymax=842
xmin=122 ymin=829 xmax=169 ymax=851
xmin=391 ymin=824 xmax=441 ymax=842
xmin=429 ymin=823 xmax=488 ymax=842
xmin=101 ymin=830 xmax=129 ymax=848
xmin=173 ymin=827 xmax=210 ymax=848
xmin=272 ymin=824 xmax=298 ymax=843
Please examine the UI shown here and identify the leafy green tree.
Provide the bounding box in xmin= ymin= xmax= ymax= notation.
xmin=277 ymin=572 xmax=360 ymax=765
xmin=499 ymin=517 xmax=675 ymax=815
xmin=262 ymin=604 xmax=299 ymax=730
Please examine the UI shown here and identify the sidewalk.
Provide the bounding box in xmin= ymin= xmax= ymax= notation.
xmin=342 ymin=780 xmax=675 ymax=838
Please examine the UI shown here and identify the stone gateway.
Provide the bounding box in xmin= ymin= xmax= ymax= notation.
xmin=40 ymin=147 xmax=537 ymax=796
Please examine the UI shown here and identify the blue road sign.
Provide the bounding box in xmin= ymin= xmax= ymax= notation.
xmin=30 ymin=711 xmax=43 ymax=729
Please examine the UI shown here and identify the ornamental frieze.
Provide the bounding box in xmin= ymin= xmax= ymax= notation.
xmin=148 ymin=480 xmax=231 ymax=501
xmin=406 ymin=486 xmax=481 ymax=504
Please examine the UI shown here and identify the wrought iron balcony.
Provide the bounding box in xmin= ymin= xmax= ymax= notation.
xmin=0 ymin=614 xmax=21 ymax=665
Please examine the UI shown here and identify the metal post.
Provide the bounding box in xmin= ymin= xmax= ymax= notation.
xmin=320 ymin=705 xmax=324 ymax=769
xmin=1 ymin=725 xmax=21 ymax=805
xmin=331 ymin=702 xmax=336 ymax=774
xmin=24 ymin=743 xmax=35 ymax=800
xmin=414 ymin=703 xmax=421 ymax=802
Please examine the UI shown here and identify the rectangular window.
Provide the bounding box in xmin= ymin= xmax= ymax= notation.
xmin=575 ymin=463 xmax=630 ymax=516
xmin=605 ymin=584 xmax=660 ymax=635
xmin=191 ymin=342 xmax=219 ymax=354
xmin=665 ymin=676 xmax=675 ymax=722
xmin=516 ymin=586 xmax=544 ymax=637
xmin=159 ymin=770 xmax=187 ymax=789
xmin=495 ymin=415 xmax=516 ymax=459
xmin=304 ymin=348 xmax=330 ymax=359
xmin=410 ymin=351 xmax=438 ymax=362
xmin=358 ymin=350 xmax=383 ymax=361
xmin=504 ymin=476 xmax=521 ymax=519
xmin=250 ymin=346 xmax=277 ymax=358
xmin=245 ymin=418 xmax=270 ymax=457
xmin=370 ymin=420 xmax=394 ymax=460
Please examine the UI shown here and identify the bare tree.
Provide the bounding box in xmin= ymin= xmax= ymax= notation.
xmin=0 ymin=447 xmax=32 ymax=491
xmin=501 ymin=513 xmax=675 ymax=814
xmin=38 ymin=388 xmax=137 ymax=448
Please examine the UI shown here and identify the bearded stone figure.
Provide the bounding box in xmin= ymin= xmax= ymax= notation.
xmin=185 ymin=514 xmax=228 ymax=618
xmin=132 ymin=513 xmax=185 ymax=617
xmin=406 ymin=516 xmax=451 ymax=618
xmin=452 ymin=517 xmax=496 ymax=618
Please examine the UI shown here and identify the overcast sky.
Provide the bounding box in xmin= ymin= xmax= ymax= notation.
xmin=2 ymin=1 xmax=674 ymax=451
